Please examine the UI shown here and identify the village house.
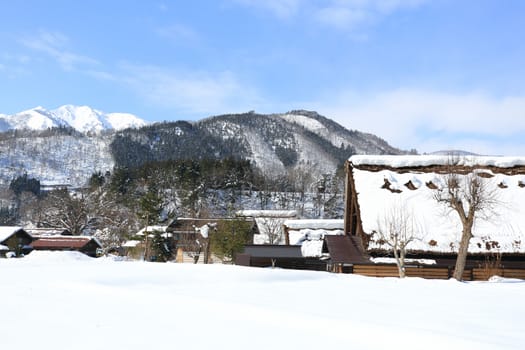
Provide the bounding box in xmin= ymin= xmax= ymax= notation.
xmin=344 ymin=155 xmax=525 ymax=279
xmin=166 ymin=217 xmax=259 ymax=263
xmin=0 ymin=227 xmax=33 ymax=257
xmin=237 ymin=155 xmax=525 ymax=280
xmin=31 ymin=235 xmax=103 ymax=257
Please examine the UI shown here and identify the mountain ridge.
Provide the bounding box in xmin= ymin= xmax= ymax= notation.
xmin=0 ymin=108 xmax=406 ymax=187
xmin=0 ymin=105 xmax=147 ymax=133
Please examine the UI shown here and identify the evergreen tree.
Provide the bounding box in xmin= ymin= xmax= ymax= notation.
xmin=9 ymin=174 xmax=40 ymax=197
xmin=148 ymin=230 xmax=172 ymax=262
xmin=138 ymin=185 xmax=163 ymax=226
xmin=210 ymin=219 xmax=252 ymax=263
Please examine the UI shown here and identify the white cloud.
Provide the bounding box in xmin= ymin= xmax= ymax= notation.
xmin=119 ymin=64 xmax=264 ymax=116
xmin=316 ymin=0 xmax=429 ymax=30
xmin=233 ymin=0 xmax=428 ymax=30
xmin=20 ymin=30 xmax=98 ymax=71
xmin=312 ymin=89 xmax=525 ymax=155
xmin=232 ymin=0 xmax=301 ymax=19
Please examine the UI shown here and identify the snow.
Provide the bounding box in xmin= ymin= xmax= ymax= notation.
xmin=135 ymin=226 xmax=168 ymax=236
xmin=195 ymin=223 xmax=214 ymax=238
xmin=106 ymin=112 xmax=147 ymax=130
xmin=281 ymin=113 xmax=325 ymax=132
xmin=284 ymin=219 xmax=344 ymax=230
xmin=53 ymin=105 xmax=112 ymax=132
xmin=0 ymin=105 xmax=147 ymax=133
xmin=284 ymin=220 xmax=345 ymax=255
xmin=300 ymin=239 xmax=326 ymax=257
xmin=370 ymin=257 xmax=437 ymax=265
xmin=1 ymin=252 xmax=524 ymax=349
xmin=352 ymin=167 xmax=525 ymax=253
xmin=350 ymin=155 xmax=525 ymax=168
xmin=0 ymin=130 xmax=115 ymax=187
xmin=2 ymin=107 xmax=65 ymax=131
xmin=236 ymin=210 xmax=297 ymax=218
xmin=0 ymin=226 xmax=24 ymax=242
xmin=122 ymin=240 xmax=141 ymax=248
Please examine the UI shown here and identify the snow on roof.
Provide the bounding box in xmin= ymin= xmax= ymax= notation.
xmin=0 ymin=226 xmax=25 ymax=242
xmin=0 ymin=244 xmax=9 ymax=251
xmin=288 ymin=227 xmax=344 ymax=258
xmin=370 ymin=257 xmax=436 ymax=265
xmin=289 ymin=229 xmax=345 ymax=246
xmin=236 ymin=210 xmax=297 ymax=218
xmin=122 ymin=240 xmax=142 ymax=248
xmin=301 ymin=240 xmax=326 ymax=258
xmin=352 ymin=166 xmax=525 ymax=254
xmin=297 ymin=229 xmax=345 ymax=258
xmin=26 ymin=228 xmax=70 ymax=236
xmin=135 ymin=226 xmax=168 ymax=236
xmin=283 ymin=219 xmax=344 ymax=230
xmin=349 ymin=155 xmax=525 ymax=168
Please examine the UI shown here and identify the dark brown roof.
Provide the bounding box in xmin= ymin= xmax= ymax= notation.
xmin=31 ymin=236 xmax=100 ymax=249
xmin=325 ymin=235 xmax=369 ymax=264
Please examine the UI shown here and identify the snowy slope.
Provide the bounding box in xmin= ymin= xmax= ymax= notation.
xmin=0 ymin=105 xmax=146 ymax=133
xmin=106 ymin=112 xmax=147 ymax=130
xmin=1 ymin=252 xmax=524 ymax=350
xmin=197 ymin=110 xmax=404 ymax=179
xmin=2 ymin=106 xmax=67 ymax=130
xmin=0 ymin=131 xmax=114 ymax=187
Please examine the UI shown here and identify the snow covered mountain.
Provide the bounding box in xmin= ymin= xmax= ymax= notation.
xmin=112 ymin=110 xmax=405 ymax=178
xmin=0 ymin=109 xmax=405 ymax=188
xmin=0 ymin=105 xmax=146 ymax=133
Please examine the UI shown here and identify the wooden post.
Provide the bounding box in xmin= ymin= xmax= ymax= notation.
xmin=344 ymin=160 xmax=352 ymax=235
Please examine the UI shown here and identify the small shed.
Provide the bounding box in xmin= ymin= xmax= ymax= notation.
xmin=236 ymin=245 xmax=327 ymax=271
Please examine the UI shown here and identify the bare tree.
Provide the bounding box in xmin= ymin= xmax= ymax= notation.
xmin=257 ymin=217 xmax=284 ymax=245
xmin=39 ymin=188 xmax=90 ymax=234
xmin=433 ymin=167 xmax=499 ymax=280
xmin=376 ymin=202 xmax=418 ymax=278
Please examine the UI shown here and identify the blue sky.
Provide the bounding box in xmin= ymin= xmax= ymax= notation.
xmin=1 ymin=0 xmax=524 ymax=155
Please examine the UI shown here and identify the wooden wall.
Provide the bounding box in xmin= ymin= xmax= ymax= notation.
xmin=351 ymin=264 xmax=525 ymax=281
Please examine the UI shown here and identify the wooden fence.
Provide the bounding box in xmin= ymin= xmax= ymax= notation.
xmin=352 ymin=264 xmax=525 ymax=281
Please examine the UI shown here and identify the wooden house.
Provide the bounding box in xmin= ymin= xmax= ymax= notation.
xmin=0 ymin=227 xmax=33 ymax=257
xmin=343 ymin=155 xmax=525 ymax=279
xmin=31 ymin=236 xmax=102 ymax=257
xmin=166 ymin=217 xmax=259 ymax=263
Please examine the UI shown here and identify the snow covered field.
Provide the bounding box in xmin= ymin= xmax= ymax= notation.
xmin=2 ymin=252 xmax=524 ymax=350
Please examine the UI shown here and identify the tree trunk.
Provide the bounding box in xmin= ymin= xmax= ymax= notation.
xmin=453 ymin=226 xmax=473 ymax=280
xmin=204 ymin=240 xmax=210 ymax=264
xmin=394 ymin=247 xmax=406 ymax=278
